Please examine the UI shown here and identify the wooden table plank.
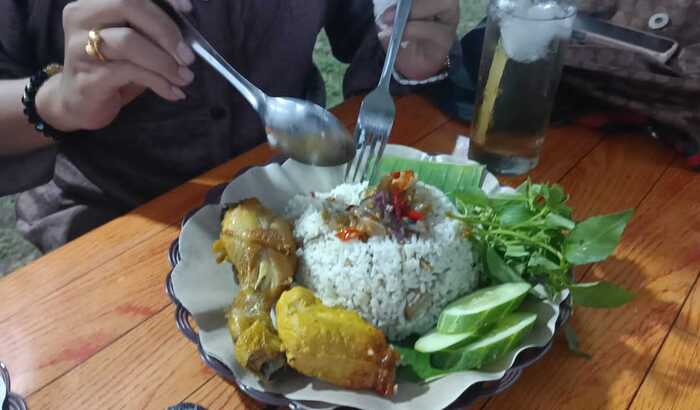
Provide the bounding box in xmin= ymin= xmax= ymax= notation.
xmin=485 ymin=138 xmax=699 ymax=410
xmin=628 ymin=163 xmax=700 ymax=410
xmin=4 ymin=228 xmax=178 ymax=396
xmin=676 ymin=274 xmax=700 ymax=338
xmin=27 ymin=305 xmax=214 ymax=410
xmin=388 ymin=95 xmax=449 ymax=141
xmin=629 ymin=328 xmax=700 ymax=410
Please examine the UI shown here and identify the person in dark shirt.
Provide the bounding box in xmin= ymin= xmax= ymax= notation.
xmin=0 ymin=0 xmax=458 ymax=252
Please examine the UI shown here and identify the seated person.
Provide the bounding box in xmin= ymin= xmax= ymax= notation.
xmin=0 ymin=0 xmax=458 ymax=252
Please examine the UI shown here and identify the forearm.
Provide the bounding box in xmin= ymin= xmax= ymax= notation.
xmin=0 ymin=78 xmax=54 ymax=155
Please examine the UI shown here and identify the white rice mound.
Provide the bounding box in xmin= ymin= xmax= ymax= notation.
xmin=286 ymin=181 xmax=480 ymax=341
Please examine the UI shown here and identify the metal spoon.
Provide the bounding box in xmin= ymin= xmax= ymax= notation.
xmin=154 ymin=0 xmax=354 ymax=166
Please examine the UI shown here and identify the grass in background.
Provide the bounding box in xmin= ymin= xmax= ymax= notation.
xmin=0 ymin=0 xmax=488 ymax=276
xmin=0 ymin=196 xmax=40 ymax=275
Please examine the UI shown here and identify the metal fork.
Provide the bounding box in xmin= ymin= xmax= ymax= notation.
xmin=345 ymin=0 xmax=413 ymax=183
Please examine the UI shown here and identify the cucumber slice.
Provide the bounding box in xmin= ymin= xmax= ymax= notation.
xmin=432 ymin=312 xmax=537 ymax=370
xmin=437 ymin=282 xmax=531 ymax=334
xmin=414 ymin=328 xmax=478 ymax=353
xmin=370 ymin=156 xmax=485 ymax=192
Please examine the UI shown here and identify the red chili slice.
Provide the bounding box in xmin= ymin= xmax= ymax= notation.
xmin=336 ymin=227 xmax=367 ymax=242
xmin=406 ymin=209 xmax=425 ymax=221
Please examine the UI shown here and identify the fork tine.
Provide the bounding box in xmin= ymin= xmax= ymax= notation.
xmin=344 ymin=127 xmax=364 ymax=181
xmin=359 ymin=131 xmax=381 ymax=182
xmin=368 ymin=131 xmax=390 ymax=183
xmin=351 ymin=131 xmax=373 ymax=182
xmin=349 ymin=129 xmax=370 ymax=182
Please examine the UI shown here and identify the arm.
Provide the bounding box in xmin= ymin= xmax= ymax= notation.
xmin=324 ymin=0 xmax=458 ymax=97
xmin=0 ymin=0 xmax=196 ymax=157
xmin=377 ymin=0 xmax=459 ymax=81
xmin=0 ymin=78 xmax=58 ymax=156
xmin=0 ymin=0 xmax=53 ymax=155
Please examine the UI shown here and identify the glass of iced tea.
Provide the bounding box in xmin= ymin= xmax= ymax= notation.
xmin=469 ymin=0 xmax=576 ymax=175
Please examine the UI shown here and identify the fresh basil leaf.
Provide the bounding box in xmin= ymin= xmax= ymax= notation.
xmin=547 ymin=184 xmax=566 ymax=206
xmin=526 ymin=183 xmax=545 ymax=210
xmin=563 ymin=323 xmax=592 ymax=359
xmin=564 ymin=209 xmax=633 ymax=264
xmin=486 ymin=247 xmax=524 ymax=284
xmin=505 ymin=244 xmax=529 ymax=258
xmin=571 ymin=281 xmax=634 ymax=308
xmin=488 ymin=191 xmax=527 ymax=207
xmin=531 ymin=230 xmax=551 ymax=244
xmin=538 ymin=184 xmax=550 ymax=202
xmin=544 ymin=212 xmax=575 ymax=230
xmin=546 ymin=184 xmax=571 ymax=217
xmin=516 ymin=179 xmax=530 ymax=194
xmin=394 ymin=345 xmax=447 ymax=381
xmin=528 ymin=254 xmax=560 ymax=272
xmin=499 ymin=203 xmax=535 ymax=225
xmin=452 ymin=187 xmax=490 ymax=208
xmin=513 ymin=262 xmax=527 ymax=274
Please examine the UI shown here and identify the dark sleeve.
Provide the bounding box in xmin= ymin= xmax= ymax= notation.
xmin=324 ymin=0 xmax=411 ymax=99
xmin=0 ymin=0 xmax=38 ymax=79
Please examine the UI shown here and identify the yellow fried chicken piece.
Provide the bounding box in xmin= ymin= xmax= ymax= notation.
xmin=225 ymin=289 xmax=272 ymax=340
xmin=213 ymin=198 xmax=297 ymax=379
xmin=213 ymin=198 xmax=296 ymax=302
xmin=276 ymin=287 xmax=399 ymax=397
xmin=234 ymin=319 xmax=286 ymax=378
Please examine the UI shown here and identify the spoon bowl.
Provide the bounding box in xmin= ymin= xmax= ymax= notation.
xmin=264 ymin=97 xmax=354 ymax=166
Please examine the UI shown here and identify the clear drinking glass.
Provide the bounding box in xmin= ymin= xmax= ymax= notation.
xmin=469 ymin=0 xmax=576 ymax=175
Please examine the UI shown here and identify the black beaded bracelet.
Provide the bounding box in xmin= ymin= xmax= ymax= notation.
xmin=21 ymin=64 xmax=69 ymax=142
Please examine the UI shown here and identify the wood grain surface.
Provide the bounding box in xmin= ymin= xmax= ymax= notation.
xmin=0 ymin=94 xmax=697 ymax=410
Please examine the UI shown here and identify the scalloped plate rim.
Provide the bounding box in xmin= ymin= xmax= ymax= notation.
xmin=170 ymin=144 xmax=561 ymax=410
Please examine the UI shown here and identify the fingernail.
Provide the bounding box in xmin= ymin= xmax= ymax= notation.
xmin=378 ymin=28 xmax=392 ymax=39
xmin=172 ymin=86 xmax=186 ymax=100
xmin=178 ymin=0 xmax=192 ymax=12
xmin=401 ymin=41 xmax=410 ymax=49
xmin=177 ymin=42 xmax=195 ymax=65
xmin=179 ymin=66 xmax=194 ymax=84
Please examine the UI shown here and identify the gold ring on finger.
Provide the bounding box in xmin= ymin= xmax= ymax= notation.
xmin=86 ymin=29 xmax=107 ymax=62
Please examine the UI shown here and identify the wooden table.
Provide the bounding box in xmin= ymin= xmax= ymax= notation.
xmin=1 ymin=94 xmax=699 ymax=410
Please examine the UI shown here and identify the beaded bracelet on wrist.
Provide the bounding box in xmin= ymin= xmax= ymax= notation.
xmin=21 ymin=63 xmax=69 ymax=142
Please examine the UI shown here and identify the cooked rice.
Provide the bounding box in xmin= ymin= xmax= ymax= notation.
xmin=286 ymin=181 xmax=480 ymax=341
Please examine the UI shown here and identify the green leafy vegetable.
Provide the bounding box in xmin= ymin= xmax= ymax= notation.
xmin=452 ymin=179 xmax=634 ymax=306
xmin=564 ymin=210 xmax=633 ymax=265
xmin=485 ymin=247 xmax=525 ymax=284
xmin=394 ymin=345 xmax=449 ymax=381
xmin=371 ymin=156 xmax=485 ymax=193
xmin=570 ymin=281 xmax=635 ymax=308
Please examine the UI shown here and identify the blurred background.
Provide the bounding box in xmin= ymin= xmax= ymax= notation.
xmin=0 ymin=0 xmax=486 ymax=276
